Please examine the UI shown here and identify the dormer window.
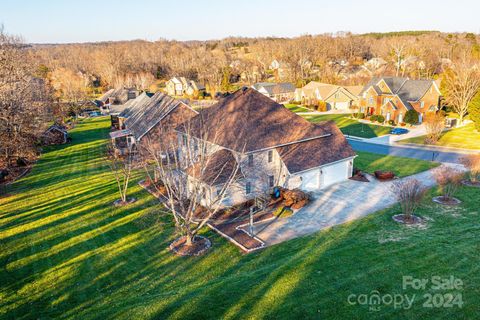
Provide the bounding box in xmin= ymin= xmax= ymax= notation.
xmin=420 ymin=101 xmax=425 ymax=108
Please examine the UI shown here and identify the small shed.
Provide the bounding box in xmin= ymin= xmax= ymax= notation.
xmin=42 ymin=125 xmax=68 ymax=145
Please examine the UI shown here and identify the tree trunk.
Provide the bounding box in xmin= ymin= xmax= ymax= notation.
xmin=185 ymin=233 xmax=194 ymax=246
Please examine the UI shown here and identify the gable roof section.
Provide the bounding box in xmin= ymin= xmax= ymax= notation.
xmin=125 ymin=92 xmax=196 ymax=140
xmin=180 ymin=88 xmax=328 ymax=153
xmin=253 ymin=82 xmax=295 ymax=95
xmin=360 ymin=77 xmax=437 ymax=110
xmin=186 ymin=149 xmax=241 ymax=186
xmin=276 ymin=121 xmax=356 ymax=174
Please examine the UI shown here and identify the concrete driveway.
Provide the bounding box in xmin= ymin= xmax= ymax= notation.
xmin=246 ymin=163 xmax=464 ymax=247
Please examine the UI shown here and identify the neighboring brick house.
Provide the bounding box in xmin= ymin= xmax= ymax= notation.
xmin=252 ymin=82 xmax=296 ymax=102
xmin=109 ymin=92 xmax=197 ymax=155
xmin=358 ymin=77 xmax=441 ymax=124
xmin=176 ymin=88 xmax=356 ymax=208
xmin=294 ymin=81 xmax=362 ymax=111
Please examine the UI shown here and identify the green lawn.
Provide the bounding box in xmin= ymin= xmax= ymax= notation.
xmin=283 ymin=103 xmax=312 ymax=113
xmin=400 ymin=124 xmax=480 ymax=150
xmin=355 ymin=151 xmax=440 ymax=177
xmin=1 ymin=117 xmax=480 ymax=319
xmin=302 ymin=114 xmax=392 ymax=138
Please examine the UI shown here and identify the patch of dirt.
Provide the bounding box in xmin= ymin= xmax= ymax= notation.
xmin=392 ymin=214 xmax=423 ymax=225
xmin=113 ymin=197 xmax=137 ymax=207
xmin=432 ymin=196 xmax=462 ymax=206
xmin=169 ymin=236 xmax=211 ymax=256
xmin=461 ymin=180 xmax=480 ymax=188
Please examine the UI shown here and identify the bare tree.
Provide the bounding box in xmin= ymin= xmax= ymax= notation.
xmin=424 ymin=112 xmax=446 ymax=144
xmin=443 ymin=56 xmax=480 ymax=124
xmin=139 ymin=120 xmax=242 ymax=249
xmin=433 ymin=167 xmax=463 ymax=201
xmin=0 ymin=28 xmax=51 ymax=167
xmin=106 ymin=143 xmax=135 ymax=205
xmin=391 ymin=179 xmax=426 ymax=221
xmin=390 ymin=40 xmax=408 ymax=77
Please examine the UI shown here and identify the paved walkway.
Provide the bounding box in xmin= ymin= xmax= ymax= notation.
xmin=244 ymin=163 xmax=464 ymax=247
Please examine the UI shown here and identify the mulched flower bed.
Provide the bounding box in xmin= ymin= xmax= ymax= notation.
xmin=169 ymin=236 xmax=211 ymax=256
xmin=113 ymin=197 xmax=137 ymax=207
xmin=462 ymin=180 xmax=480 ymax=188
xmin=392 ymin=214 xmax=423 ymax=225
xmin=210 ymin=210 xmax=275 ymax=252
xmin=432 ymin=196 xmax=462 ymax=206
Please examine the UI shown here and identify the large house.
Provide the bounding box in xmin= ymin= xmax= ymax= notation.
xmin=294 ymin=81 xmax=362 ymax=110
xmin=165 ymin=77 xmax=206 ymax=97
xmin=358 ymin=77 xmax=442 ymax=124
xmin=109 ymin=92 xmax=197 ymax=155
xmin=176 ymin=88 xmax=356 ymax=208
xmin=252 ymin=82 xmax=296 ymax=102
xmin=95 ymin=88 xmax=138 ymax=113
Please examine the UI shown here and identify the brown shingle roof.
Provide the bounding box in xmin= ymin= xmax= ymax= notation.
xmin=276 ymin=121 xmax=356 ymax=174
xmin=186 ymin=149 xmax=240 ymax=185
xmin=180 ymin=88 xmax=324 ymax=153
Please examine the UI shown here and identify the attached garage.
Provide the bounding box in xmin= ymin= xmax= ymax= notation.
xmin=293 ymin=158 xmax=354 ymax=191
xmin=321 ymin=160 xmax=351 ymax=187
xmin=333 ymin=101 xmax=350 ymax=110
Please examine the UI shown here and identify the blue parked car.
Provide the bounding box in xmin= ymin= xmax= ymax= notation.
xmin=390 ymin=128 xmax=409 ymax=135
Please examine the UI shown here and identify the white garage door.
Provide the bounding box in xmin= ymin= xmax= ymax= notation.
xmin=334 ymin=102 xmax=350 ymax=110
xmin=322 ymin=161 xmax=349 ymax=187
xmin=299 ymin=169 xmax=320 ymax=191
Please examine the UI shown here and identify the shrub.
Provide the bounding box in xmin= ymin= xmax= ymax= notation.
xmin=405 ymin=109 xmax=419 ymax=125
xmin=388 ymin=120 xmax=396 ymax=126
xmin=424 ymin=112 xmax=445 ymax=144
xmin=370 ymin=115 xmax=378 ymax=122
xmin=391 ymin=179 xmax=426 ymax=219
xmin=433 ymin=167 xmax=463 ymax=200
xmin=460 ymin=154 xmax=480 ymax=183
xmin=354 ymin=112 xmax=365 ymax=119
xmin=317 ymin=100 xmax=327 ymax=112
xmin=376 ymin=115 xmax=385 ymax=123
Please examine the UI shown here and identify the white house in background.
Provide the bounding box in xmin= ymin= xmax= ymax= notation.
xmin=166 ymin=77 xmax=206 ymax=97
xmin=176 ymin=88 xmax=356 ymax=208
xmin=252 ymin=82 xmax=296 ymax=102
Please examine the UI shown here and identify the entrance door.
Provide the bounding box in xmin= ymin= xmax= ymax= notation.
xmin=386 ymin=112 xmax=391 ymax=121
xmin=398 ymin=113 xmax=403 ymax=123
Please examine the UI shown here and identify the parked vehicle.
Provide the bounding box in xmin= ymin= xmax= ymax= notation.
xmin=390 ymin=128 xmax=409 ymax=135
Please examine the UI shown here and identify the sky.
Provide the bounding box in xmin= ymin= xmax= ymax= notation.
xmin=1 ymin=0 xmax=479 ymax=43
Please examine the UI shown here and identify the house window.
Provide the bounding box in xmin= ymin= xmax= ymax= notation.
xmin=248 ymin=154 xmax=253 ymax=166
xmin=369 ymin=97 xmax=374 ymax=105
xmin=268 ymin=150 xmax=273 ymax=163
xmin=420 ymin=101 xmax=425 ymax=108
xmin=246 ymin=182 xmax=251 ymax=194
xmin=182 ymin=135 xmax=187 ymax=146
xmin=268 ymin=175 xmax=274 ymax=187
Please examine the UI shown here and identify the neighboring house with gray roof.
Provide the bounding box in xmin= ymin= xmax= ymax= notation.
xmin=95 ymin=88 xmax=138 ymax=114
xmin=176 ymin=88 xmax=356 ymax=208
xmin=359 ymin=77 xmax=441 ymax=124
xmin=252 ymin=82 xmax=295 ymax=102
xmin=109 ymin=92 xmax=197 ymax=155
